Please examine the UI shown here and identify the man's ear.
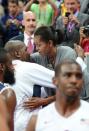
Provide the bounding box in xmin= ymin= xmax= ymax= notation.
xmin=14 ymin=51 xmax=21 ymax=59
xmin=52 ymin=77 xmax=58 ymax=86
xmin=48 ymin=40 xmax=53 ymax=47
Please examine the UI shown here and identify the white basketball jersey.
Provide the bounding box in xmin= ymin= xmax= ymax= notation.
xmin=36 ymin=100 xmax=89 ymax=131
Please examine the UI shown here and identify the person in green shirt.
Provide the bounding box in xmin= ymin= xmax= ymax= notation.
xmin=24 ymin=0 xmax=58 ymax=27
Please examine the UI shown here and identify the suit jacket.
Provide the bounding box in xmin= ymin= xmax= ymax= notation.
xmin=55 ymin=12 xmax=89 ymax=48
xmin=11 ymin=34 xmax=37 ymax=53
xmin=80 ymin=0 xmax=89 ymax=14
xmin=11 ymin=34 xmax=24 ymax=41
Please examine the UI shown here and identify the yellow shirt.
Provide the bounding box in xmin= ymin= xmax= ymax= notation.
xmin=61 ymin=3 xmax=67 ymax=16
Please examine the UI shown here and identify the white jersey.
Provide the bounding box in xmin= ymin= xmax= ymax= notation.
xmin=12 ymin=60 xmax=55 ymax=131
xmin=36 ymin=100 xmax=89 ymax=131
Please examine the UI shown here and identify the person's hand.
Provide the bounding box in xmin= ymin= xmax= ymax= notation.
xmin=13 ymin=19 xmax=20 ymax=27
xmin=69 ymin=14 xmax=80 ymax=25
xmin=74 ymin=44 xmax=85 ymax=59
xmin=29 ymin=0 xmax=34 ymax=3
xmin=79 ymin=27 xmax=86 ymax=38
xmin=6 ymin=19 xmax=20 ymax=27
xmin=23 ymin=97 xmax=45 ymax=110
xmin=6 ymin=19 xmax=13 ymax=27
xmin=23 ymin=95 xmax=55 ymax=110
xmin=62 ymin=16 xmax=69 ymax=26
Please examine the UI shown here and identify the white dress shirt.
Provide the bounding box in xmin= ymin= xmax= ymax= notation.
xmin=24 ymin=32 xmax=34 ymax=46
xmin=12 ymin=60 xmax=55 ymax=131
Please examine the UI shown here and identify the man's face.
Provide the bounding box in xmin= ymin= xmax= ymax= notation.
xmin=54 ymin=63 xmax=83 ymax=99
xmin=34 ymin=36 xmax=52 ymax=56
xmin=34 ymin=36 xmax=51 ymax=56
xmin=23 ymin=12 xmax=36 ymax=35
xmin=64 ymin=0 xmax=78 ymax=13
xmin=3 ymin=54 xmax=15 ymax=85
xmin=8 ymin=2 xmax=18 ymax=16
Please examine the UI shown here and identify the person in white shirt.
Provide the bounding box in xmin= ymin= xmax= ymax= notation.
xmin=27 ymin=59 xmax=89 ymax=131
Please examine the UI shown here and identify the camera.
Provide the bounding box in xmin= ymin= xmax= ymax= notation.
xmin=83 ymin=25 xmax=89 ymax=37
xmin=65 ymin=12 xmax=71 ymax=17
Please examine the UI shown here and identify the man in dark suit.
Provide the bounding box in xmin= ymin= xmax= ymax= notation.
xmin=55 ymin=0 xmax=89 ymax=48
xmin=11 ymin=11 xmax=37 ymax=53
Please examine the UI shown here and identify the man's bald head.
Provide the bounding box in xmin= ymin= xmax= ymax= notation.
xmin=5 ymin=40 xmax=30 ymax=61
xmin=23 ymin=11 xmax=36 ymax=19
xmin=22 ymin=11 xmax=37 ymax=35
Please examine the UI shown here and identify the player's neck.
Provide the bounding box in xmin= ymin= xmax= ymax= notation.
xmin=55 ymin=96 xmax=80 ymax=118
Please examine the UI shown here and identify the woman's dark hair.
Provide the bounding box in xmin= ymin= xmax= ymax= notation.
xmin=34 ymin=26 xmax=64 ymax=46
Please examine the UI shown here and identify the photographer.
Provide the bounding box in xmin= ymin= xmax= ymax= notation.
xmin=55 ymin=0 xmax=89 ymax=49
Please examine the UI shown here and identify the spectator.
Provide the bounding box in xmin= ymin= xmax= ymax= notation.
xmin=11 ymin=11 xmax=37 ymax=54
xmin=30 ymin=25 xmax=76 ymax=98
xmin=1 ymin=0 xmax=23 ymax=43
xmin=18 ymin=0 xmax=24 ymax=13
xmin=24 ymin=0 xmax=58 ymax=27
xmin=79 ymin=26 xmax=89 ymax=54
xmin=31 ymin=26 xmax=76 ymax=70
xmin=78 ymin=26 xmax=89 ymax=73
